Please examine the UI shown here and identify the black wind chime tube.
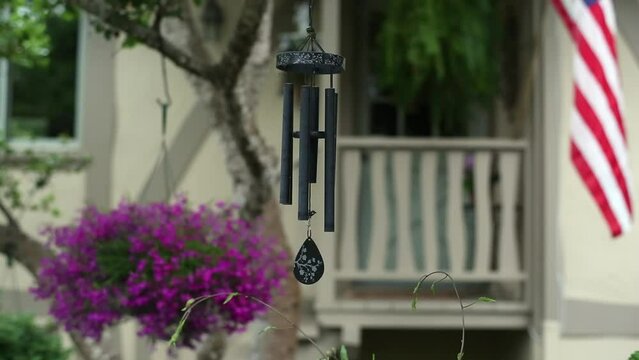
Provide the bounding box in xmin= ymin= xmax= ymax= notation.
xmin=324 ymin=87 xmax=337 ymax=232
xmin=279 ymin=83 xmax=294 ymax=205
xmin=309 ymin=86 xmax=320 ymax=183
xmin=298 ymin=85 xmax=312 ymax=220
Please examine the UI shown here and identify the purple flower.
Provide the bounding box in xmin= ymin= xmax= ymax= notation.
xmin=31 ymin=196 xmax=287 ymax=348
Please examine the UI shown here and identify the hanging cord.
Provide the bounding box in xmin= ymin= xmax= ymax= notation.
xmin=308 ymin=0 xmax=313 ymax=29
xmin=144 ymin=2 xmax=176 ymax=202
xmin=297 ymin=0 xmax=325 ymax=53
xmin=156 ymin=52 xmax=175 ymax=201
xmin=306 ymin=210 xmax=316 ymax=238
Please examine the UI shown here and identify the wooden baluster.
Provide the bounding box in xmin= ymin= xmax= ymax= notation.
xmin=446 ymin=152 xmax=466 ymax=273
xmin=393 ymin=151 xmax=415 ymax=273
xmin=420 ymin=152 xmax=438 ymax=272
xmin=340 ymin=150 xmax=361 ymax=271
xmin=368 ymin=151 xmax=389 ymax=273
xmin=473 ymin=151 xmax=493 ymax=274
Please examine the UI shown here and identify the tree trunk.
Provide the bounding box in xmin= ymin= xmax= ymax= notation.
xmin=194 ymin=2 xmax=301 ymax=358
xmin=259 ymin=198 xmax=300 ymax=360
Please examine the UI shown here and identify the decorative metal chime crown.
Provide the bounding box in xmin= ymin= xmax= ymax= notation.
xmin=277 ymin=0 xmax=344 ymax=285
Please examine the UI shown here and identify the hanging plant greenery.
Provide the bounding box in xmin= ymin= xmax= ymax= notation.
xmin=378 ymin=0 xmax=501 ymax=134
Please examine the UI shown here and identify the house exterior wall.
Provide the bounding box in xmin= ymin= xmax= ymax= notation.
xmin=541 ymin=5 xmax=639 ymax=360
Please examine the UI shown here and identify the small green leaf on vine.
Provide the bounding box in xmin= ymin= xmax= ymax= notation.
xmin=430 ymin=282 xmax=437 ymax=294
xmin=457 ymin=351 xmax=464 ymax=360
xmin=629 ymin=351 xmax=639 ymax=360
xmin=478 ymin=296 xmax=496 ymax=303
xmin=412 ymin=282 xmax=421 ymax=294
xmin=339 ymin=345 xmax=349 ymax=360
xmin=411 ymin=296 xmax=418 ymax=311
xmin=169 ymin=317 xmax=187 ymax=347
xmin=181 ymin=298 xmax=195 ymax=311
xmin=258 ymin=325 xmax=278 ymax=335
xmin=223 ymin=292 xmax=239 ymax=304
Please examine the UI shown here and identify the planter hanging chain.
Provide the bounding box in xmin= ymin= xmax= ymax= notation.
xmin=142 ymin=16 xmax=176 ymax=203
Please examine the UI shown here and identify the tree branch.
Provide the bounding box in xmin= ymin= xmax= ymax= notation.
xmin=179 ymin=0 xmax=212 ymax=64
xmin=0 ymin=154 xmax=90 ymax=171
xmin=0 ymin=200 xmax=19 ymax=229
xmin=0 ymin=224 xmax=49 ymax=274
xmin=67 ymin=0 xmax=222 ymax=85
xmin=218 ymin=0 xmax=268 ymax=87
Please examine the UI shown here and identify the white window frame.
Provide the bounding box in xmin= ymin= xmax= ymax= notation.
xmin=0 ymin=14 xmax=87 ymax=152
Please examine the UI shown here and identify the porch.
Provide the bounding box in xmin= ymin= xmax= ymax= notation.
xmin=316 ymin=136 xmax=532 ymax=345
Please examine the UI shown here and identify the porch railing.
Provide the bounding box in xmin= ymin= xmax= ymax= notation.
xmin=316 ymin=137 xmax=531 ymax=343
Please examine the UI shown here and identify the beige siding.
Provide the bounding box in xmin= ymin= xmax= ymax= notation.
xmin=543 ymin=6 xmax=639 ymax=359
xmin=554 ymin=14 xmax=639 ymax=306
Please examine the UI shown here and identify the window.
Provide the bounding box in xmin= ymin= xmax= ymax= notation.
xmin=0 ymin=10 xmax=82 ymax=147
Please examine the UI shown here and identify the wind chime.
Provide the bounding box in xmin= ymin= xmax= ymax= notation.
xmin=277 ymin=0 xmax=344 ymax=285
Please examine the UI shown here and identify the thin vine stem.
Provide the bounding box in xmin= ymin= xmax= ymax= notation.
xmin=412 ymin=271 xmax=466 ymax=360
xmin=173 ymin=278 xmax=493 ymax=360
xmin=171 ymin=292 xmax=330 ymax=359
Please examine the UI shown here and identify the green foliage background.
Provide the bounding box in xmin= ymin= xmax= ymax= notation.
xmin=378 ymin=0 xmax=500 ymax=134
xmin=0 ymin=314 xmax=70 ymax=360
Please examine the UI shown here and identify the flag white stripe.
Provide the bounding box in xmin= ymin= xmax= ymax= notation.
xmin=560 ymin=0 xmax=577 ymax=21
xmin=574 ymin=0 xmax=623 ymax=101
xmin=599 ymin=0 xmax=625 ymax=110
xmin=574 ymin=54 xmax=628 ymax=171
xmin=600 ymin=0 xmax=617 ymax=34
xmin=572 ymin=111 xmax=632 ymax=232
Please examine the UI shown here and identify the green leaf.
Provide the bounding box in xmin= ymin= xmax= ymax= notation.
xmin=258 ymin=326 xmax=278 ymax=335
xmin=122 ymin=36 xmax=138 ymax=48
xmin=169 ymin=310 xmax=193 ymax=347
xmin=411 ymin=296 xmax=417 ymax=311
xmin=478 ymin=296 xmax=496 ymax=303
xmin=412 ymin=282 xmax=421 ymax=294
xmin=340 ymin=345 xmax=349 ymax=360
xmin=181 ymin=298 xmax=195 ymax=311
xmin=223 ymin=292 xmax=239 ymax=305
xmin=457 ymin=352 xmax=464 ymax=360
xmin=95 ymin=239 xmax=134 ymax=287
xmin=629 ymin=351 xmax=639 ymax=360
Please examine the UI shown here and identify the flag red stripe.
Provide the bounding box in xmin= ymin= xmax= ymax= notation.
xmin=588 ymin=2 xmax=617 ymax=59
xmin=571 ymin=141 xmax=622 ymax=236
xmin=576 ymin=34 xmax=626 ymax=140
xmin=574 ymin=86 xmax=632 ymax=213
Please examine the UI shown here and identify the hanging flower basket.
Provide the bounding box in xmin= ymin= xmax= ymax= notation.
xmin=32 ymin=197 xmax=287 ymax=348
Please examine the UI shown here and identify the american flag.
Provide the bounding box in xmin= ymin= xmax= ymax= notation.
xmin=552 ymin=0 xmax=633 ymax=237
